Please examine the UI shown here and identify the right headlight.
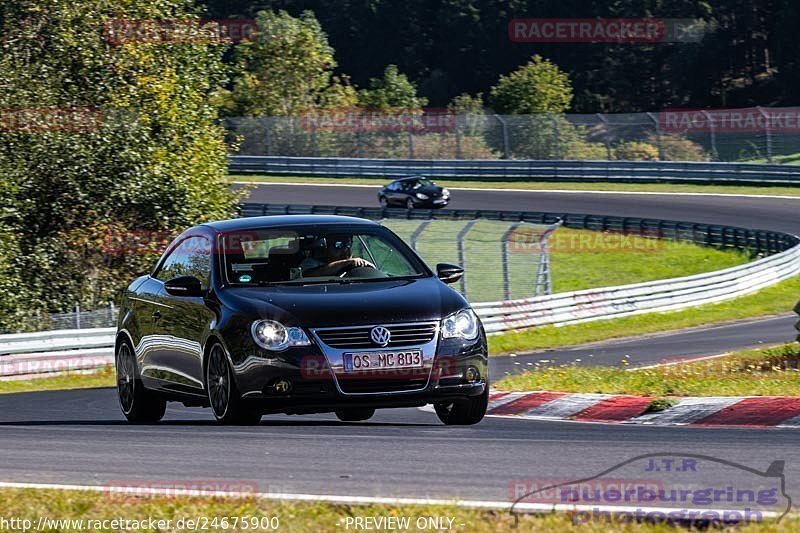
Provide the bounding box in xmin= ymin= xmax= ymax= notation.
xmin=251 ymin=320 xmax=311 ymax=351
xmin=441 ymin=309 xmax=479 ymax=340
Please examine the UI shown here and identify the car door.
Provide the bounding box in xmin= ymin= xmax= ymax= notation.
xmin=385 ymin=181 xmax=401 ymax=204
xmin=150 ymin=235 xmax=215 ymax=392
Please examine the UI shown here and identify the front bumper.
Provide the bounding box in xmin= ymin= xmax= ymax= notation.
xmin=414 ymin=197 xmax=450 ymax=208
xmin=230 ymin=334 xmax=488 ymax=415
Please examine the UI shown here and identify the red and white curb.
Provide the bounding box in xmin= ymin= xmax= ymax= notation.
xmin=476 ymin=391 xmax=800 ymax=428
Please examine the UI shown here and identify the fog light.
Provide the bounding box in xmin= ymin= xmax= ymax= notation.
xmin=273 ymin=379 xmax=293 ymax=394
xmin=464 ymin=366 xmax=479 ymax=383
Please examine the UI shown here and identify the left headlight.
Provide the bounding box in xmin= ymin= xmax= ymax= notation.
xmin=416 ymin=193 xmax=429 ymax=199
xmin=441 ymin=309 xmax=479 ymax=340
xmin=251 ymin=320 xmax=311 ymax=351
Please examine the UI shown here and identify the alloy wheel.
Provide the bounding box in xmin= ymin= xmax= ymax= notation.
xmin=116 ymin=343 xmax=136 ymax=414
xmin=207 ymin=345 xmax=231 ymax=418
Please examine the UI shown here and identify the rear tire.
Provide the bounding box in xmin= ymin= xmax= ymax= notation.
xmin=434 ymin=386 xmax=488 ymax=426
xmin=206 ymin=343 xmax=262 ymax=425
xmin=116 ymin=340 xmax=166 ymax=423
xmin=335 ymin=408 xmax=375 ymax=422
xmin=379 ymin=196 xmax=388 ymax=208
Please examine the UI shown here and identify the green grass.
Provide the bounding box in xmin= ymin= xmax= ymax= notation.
xmin=0 ymin=367 xmax=115 ymax=395
xmin=230 ymin=173 xmax=800 ymax=197
xmin=745 ymin=152 xmax=800 ymax=165
xmin=489 ymin=274 xmax=800 ymax=355
xmin=0 ymin=488 xmax=794 ymax=532
xmin=381 ymin=219 xmax=749 ymax=301
xmin=548 ymin=229 xmax=749 ymax=292
xmin=495 ymin=343 xmax=800 ymax=397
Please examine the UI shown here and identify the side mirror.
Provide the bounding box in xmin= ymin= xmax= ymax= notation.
xmin=436 ymin=263 xmax=464 ymax=284
xmin=164 ymin=276 xmax=205 ymax=297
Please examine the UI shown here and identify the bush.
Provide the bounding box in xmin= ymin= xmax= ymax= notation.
xmin=563 ymin=139 xmax=609 ymax=160
xmin=613 ymin=141 xmax=660 ymax=161
xmin=651 ymin=133 xmax=710 ymax=161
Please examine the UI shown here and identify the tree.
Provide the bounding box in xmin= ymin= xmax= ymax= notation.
xmin=0 ymin=0 xmax=238 ymax=330
xmin=490 ymin=55 xmax=573 ymax=114
xmin=358 ymin=65 xmax=428 ymax=110
xmin=224 ymin=10 xmax=348 ymax=116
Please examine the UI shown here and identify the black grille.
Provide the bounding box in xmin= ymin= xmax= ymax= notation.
xmin=314 ymin=323 xmax=437 ymax=349
xmin=337 ymin=376 xmax=429 ymax=394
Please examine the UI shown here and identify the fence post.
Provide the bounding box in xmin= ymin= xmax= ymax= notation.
xmin=550 ymin=114 xmax=562 ymax=159
xmin=646 ymin=112 xmax=664 ymax=161
xmin=264 ymin=118 xmax=272 ymax=156
xmin=410 ymin=220 xmax=430 ymax=249
xmin=701 ymin=111 xmax=719 ymax=161
xmin=357 ymin=130 xmax=364 ymax=158
xmin=456 ymin=220 xmax=477 ymax=296
xmin=501 ymin=223 xmax=521 ymax=301
xmin=455 ymin=118 xmax=462 ymax=159
xmin=494 ymin=114 xmax=510 ymax=159
xmin=310 ymin=123 xmax=319 ymax=157
xmin=598 ymin=113 xmax=612 ymax=160
xmin=757 ymin=107 xmax=774 ymax=163
xmin=408 ymin=124 xmax=415 ymax=159
xmin=75 ymin=304 xmax=81 ymax=329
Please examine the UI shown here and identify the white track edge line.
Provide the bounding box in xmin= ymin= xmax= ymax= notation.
xmin=0 ymin=481 xmax=786 ymax=518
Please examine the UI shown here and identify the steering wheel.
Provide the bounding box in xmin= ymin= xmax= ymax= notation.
xmin=338 ymin=264 xmax=377 ymax=278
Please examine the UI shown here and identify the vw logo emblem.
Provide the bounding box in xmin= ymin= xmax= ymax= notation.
xmin=370 ymin=326 xmax=391 ymax=346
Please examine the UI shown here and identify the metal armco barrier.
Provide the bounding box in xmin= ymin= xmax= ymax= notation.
xmin=240 ymin=203 xmax=796 ymax=255
xmin=230 ymin=156 xmax=800 ymax=185
xmin=0 ymin=328 xmax=115 ymax=379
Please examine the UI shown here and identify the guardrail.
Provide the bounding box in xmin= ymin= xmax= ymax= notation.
xmin=230 ymin=156 xmax=800 ymax=185
xmin=0 ymin=328 xmax=115 ymax=379
xmin=241 ymin=203 xmax=796 ymax=255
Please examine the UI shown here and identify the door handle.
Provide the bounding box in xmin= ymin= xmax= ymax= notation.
xmin=151 ymin=310 xmax=162 ymax=321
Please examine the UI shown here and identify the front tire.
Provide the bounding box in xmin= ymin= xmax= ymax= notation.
xmin=116 ymin=340 xmax=166 ymax=423
xmin=434 ymin=386 xmax=488 ymax=425
xmin=335 ymin=408 xmax=375 ymax=422
xmin=406 ymin=198 xmax=415 ymax=209
xmin=206 ymin=343 xmax=262 ymax=425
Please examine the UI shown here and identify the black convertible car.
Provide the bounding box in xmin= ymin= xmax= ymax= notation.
xmin=378 ymin=176 xmax=451 ymax=208
xmin=115 ymin=215 xmax=488 ymax=425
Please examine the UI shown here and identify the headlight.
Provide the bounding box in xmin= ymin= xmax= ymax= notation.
xmin=251 ymin=320 xmax=311 ymax=351
xmin=442 ymin=188 xmax=450 ymax=196
xmin=416 ymin=193 xmax=429 ymax=199
xmin=441 ymin=309 xmax=479 ymax=340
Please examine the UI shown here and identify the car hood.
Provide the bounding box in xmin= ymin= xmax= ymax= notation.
xmin=220 ymin=276 xmax=468 ymax=327
xmin=417 ymin=185 xmax=444 ymax=196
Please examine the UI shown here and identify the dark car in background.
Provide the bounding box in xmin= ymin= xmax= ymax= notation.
xmin=115 ymin=215 xmax=488 ymax=426
xmin=378 ymin=176 xmax=451 ymax=209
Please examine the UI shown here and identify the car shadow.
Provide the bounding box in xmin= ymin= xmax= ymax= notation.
xmin=0 ymin=419 xmax=440 ymax=427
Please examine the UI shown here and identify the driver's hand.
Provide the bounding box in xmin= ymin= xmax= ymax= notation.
xmin=350 ymin=258 xmax=375 ymax=269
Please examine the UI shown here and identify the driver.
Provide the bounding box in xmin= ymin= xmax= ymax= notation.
xmin=302 ymin=235 xmax=375 ymax=277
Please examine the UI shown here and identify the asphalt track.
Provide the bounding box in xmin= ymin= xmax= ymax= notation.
xmin=2 ymin=388 xmax=800 ymax=505
xmin=1 ymin=183 xmax=799 ymax=509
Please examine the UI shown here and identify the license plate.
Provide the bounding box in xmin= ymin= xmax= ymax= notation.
xmin=343 ymin=350 xmax=423 ymax=372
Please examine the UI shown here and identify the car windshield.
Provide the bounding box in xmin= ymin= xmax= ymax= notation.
xmin=411 ymin=178 xmax=434 ymax=189
xmin=221 ymin=225 xmax=428 ymax=285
